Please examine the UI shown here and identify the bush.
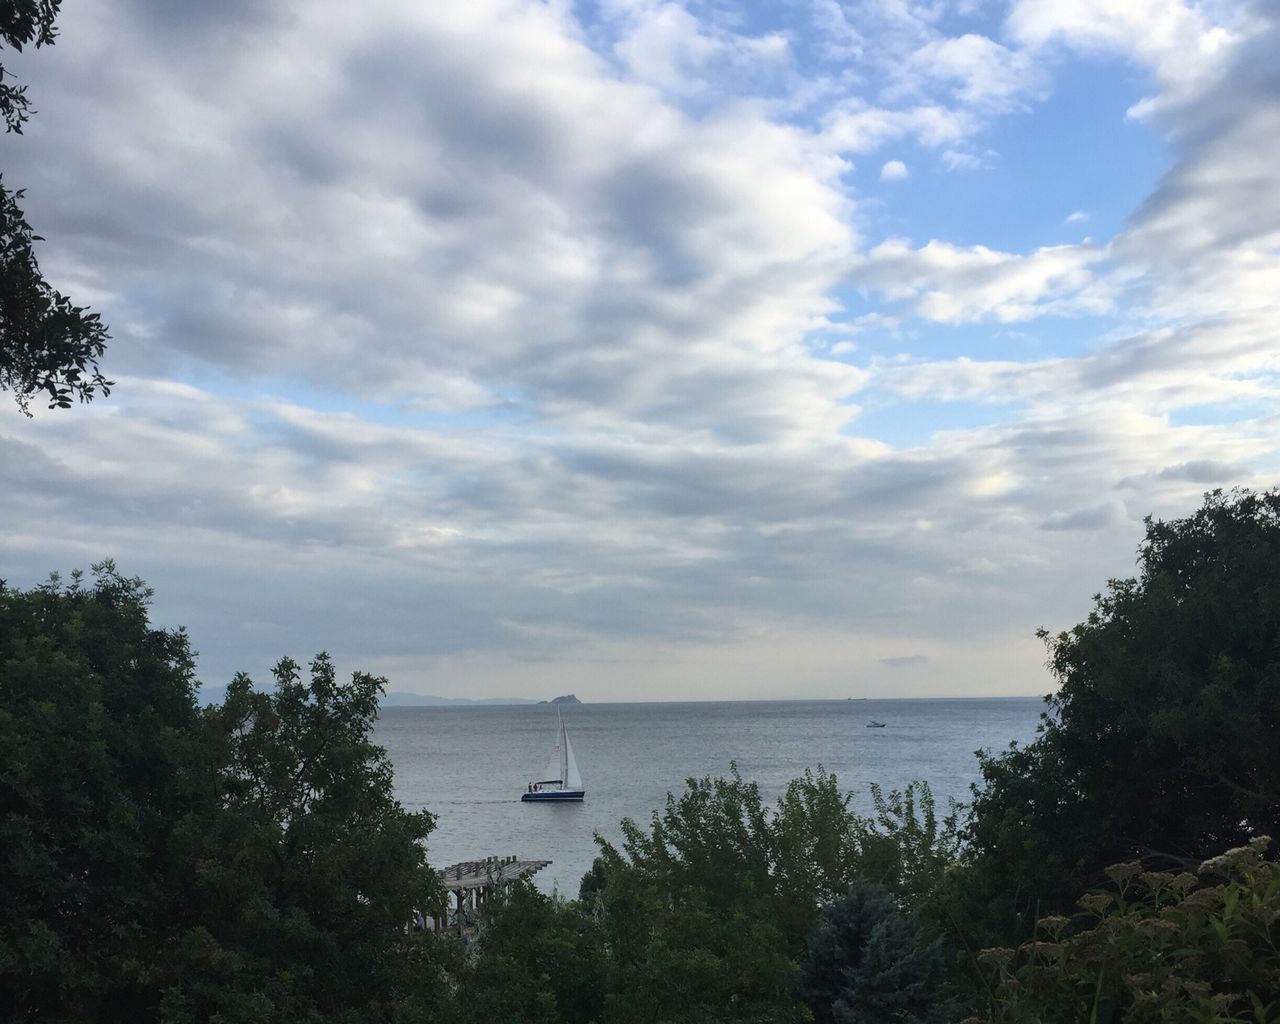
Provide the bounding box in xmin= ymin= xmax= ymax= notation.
xmin=981 ymin=837 xmax=1280 ymax=1023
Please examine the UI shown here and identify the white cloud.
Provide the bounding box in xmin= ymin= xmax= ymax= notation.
xmin=1042 ymin=500 xmax=1127 ymax=531
xmin=1006 ymin=0 xmax=1255 ymax=113
xmin=853 ymin=238 xmax=1113 ymax=323
xmin=909 ymin=32 xmax=1044 ymax=111
xmin=822 ymin=99 xmax=973 ymax=153
xmin=1111 ymin=25 xmax=1280 ymax=325
xmin=880 ymin=159 xmax=909 ymax=181
xmin=608 ymin=1 xmax=724 ymax=93
xmin=601 ymin=0 xmax=794 ymax=97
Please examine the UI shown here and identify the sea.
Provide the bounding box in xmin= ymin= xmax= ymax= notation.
xmin=375 ymin=697 xmax=1045 ymax=897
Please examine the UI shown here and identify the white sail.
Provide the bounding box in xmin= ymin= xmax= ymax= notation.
xmin=540 ymin=717 xmax=564 ymax=784
xmin=564 ymin=726 xmax=582 ymax=790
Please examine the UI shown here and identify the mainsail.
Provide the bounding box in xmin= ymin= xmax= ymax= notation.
xmin=564 ymin=724 xmax=582 ymax=790
xmin=540 ymin=721 xmax=564 ymax=784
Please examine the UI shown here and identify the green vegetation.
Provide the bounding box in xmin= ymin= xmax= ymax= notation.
xmin=959 ymin=488 xmax=1280 ymax=947
xmin=450 ymin=882 xmax=608 ymax=1024
xmin=982 ymin=838 xmax=1280 ymax=1023
xmin=0 ymin=564 xmax=446 ymax=1022
xmin=802 ymin=882 xmax=951 ymax=1024
xmin=0 ymin=0 xmax=111 ymax=412
xmin=3 ymin=488 xmax=1279 ymax=1021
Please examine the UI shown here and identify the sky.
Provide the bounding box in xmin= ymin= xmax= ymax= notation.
xmin=1 ymin=0 xmax=1277 ymax=701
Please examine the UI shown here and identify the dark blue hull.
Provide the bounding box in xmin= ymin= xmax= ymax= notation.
xmin=521 ymin=790 xmax=585 ymax=802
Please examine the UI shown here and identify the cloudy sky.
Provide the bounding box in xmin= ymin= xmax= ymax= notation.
xmin=2 ymin=0 xmax=1277 ymax=700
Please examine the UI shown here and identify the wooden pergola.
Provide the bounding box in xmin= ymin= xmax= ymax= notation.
xmin=427 ymin=855 xmax=551 ymax=935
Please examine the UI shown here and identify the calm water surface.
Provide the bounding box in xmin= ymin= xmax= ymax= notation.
xmin=375 ymin=698 xmax=1044 ymax=896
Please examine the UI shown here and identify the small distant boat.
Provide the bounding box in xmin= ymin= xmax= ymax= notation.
xmin=522 ymin=711 xmax=585 ymax=801
xmin=866 ymin=720 xmax=887 ymax=728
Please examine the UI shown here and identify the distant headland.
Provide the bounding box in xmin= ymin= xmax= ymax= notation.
xmin=196 ymin=687 xmax=583 ymax=707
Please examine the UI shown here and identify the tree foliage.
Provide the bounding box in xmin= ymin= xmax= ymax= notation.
xmin=578 ymin=767 xmax=959 ymax=1024
xmin=589 ymin=767 xmax=814 ymax=1023
xmin=0 ymin=564 xmax=201 ymax=1019
xmin=862 ymin=782 xmax=963 ymax=911
xmin=982 ymin=837 xmax=1280 ymax=1024
xmin=961 ymin=489 xmax=1280 ymax=938
xmin=164 ymin=654 xmax=446 ymax=1023
xmin=11 ymin=486 xmax=1280 ymax=1022
xmin=802 ymin=881 xmax=953 ymax=1024
xmin=0 ymin=0 xmax=112 ymax=413
xmin=450 ymin=882 xmax=608 ymax=1024
xmin=0 ymin=567 xmax=446 ymax=1022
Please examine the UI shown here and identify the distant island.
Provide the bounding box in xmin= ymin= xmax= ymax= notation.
xmin=539 ymin=694 xmax=582 ymax=705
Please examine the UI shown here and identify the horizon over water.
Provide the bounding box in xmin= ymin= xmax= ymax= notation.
xmin=376 ymin=697 xmax=1044 ymax=895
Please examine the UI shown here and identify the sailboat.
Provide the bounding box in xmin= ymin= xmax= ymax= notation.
xmin=521 ymin=711 xmax=585 ymax=801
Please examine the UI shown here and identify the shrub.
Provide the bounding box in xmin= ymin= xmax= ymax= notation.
xmin=981 ymin=837 xmax=1280 ymax=1023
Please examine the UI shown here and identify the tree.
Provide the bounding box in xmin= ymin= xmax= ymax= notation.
xmin=585 ymin=766 xmax=879 ymax=1024
xmin=164 ymin=654 xmax=447 ymax=1023
xmin=450 ymin=881 xmax=608 ymax=1024
xmin=802 ymin=882 xmax=952 ymax=1024
xmin=0 ymin=564 xmax=203 ymax=1019
xmin=960 ymin=488 xmax=1280 ymax=941
xmin=466 ymin=769 xmax=968 ymax=1023
xmin=860 ymin=782 xmax=963 ymax=912
xmin=0 ymin=567 xmax=447 ymax=1022
xmin=1 ymin=1 xmax=111 ymax=413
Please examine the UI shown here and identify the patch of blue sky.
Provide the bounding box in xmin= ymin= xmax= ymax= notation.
xmin=858 ymin=56 xmax=1170 ymax=253
xmin=575 ymin=0 xmax=801 ymax=48
xmin=848 ymin=395 xmax=1027 ymax=449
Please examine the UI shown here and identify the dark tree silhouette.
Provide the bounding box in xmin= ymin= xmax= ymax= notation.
xmin=961 ymin=487 xmax=1280 ymax=941
xmin=802 ymin=882 xmax=952 ymax=1024
xmin=0 ymin=1 xmax=111 ymax=413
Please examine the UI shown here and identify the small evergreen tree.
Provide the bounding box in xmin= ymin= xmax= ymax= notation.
xmin=802 ymin=883 xmax=952 ymax=1024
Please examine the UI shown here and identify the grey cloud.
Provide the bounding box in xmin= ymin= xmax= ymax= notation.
xmin=0 ymin=369 xmax=1231 ymax=696
xmin=1041 ymin=502 xmax=1126 ymax=532
xmin=1157 ymin=460 xmax=1251 ymax=483
xmin=881 ymin=654 xmax=929 ymax=667
xmin=1108 ymin=14 xmax=1280 ymax=329
xmin=121 ymin=0 xmax=284 ymax=35
xmin=9 ymin=0 xmax=857 ymax=444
